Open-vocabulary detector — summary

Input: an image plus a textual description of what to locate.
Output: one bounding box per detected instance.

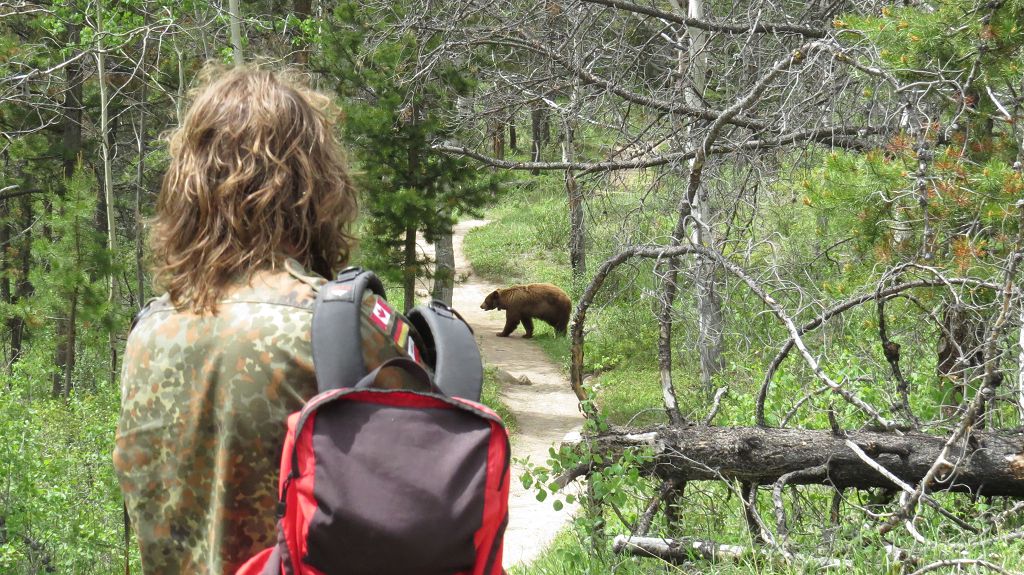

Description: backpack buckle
[335,266,363,282]
[427,299,454,319]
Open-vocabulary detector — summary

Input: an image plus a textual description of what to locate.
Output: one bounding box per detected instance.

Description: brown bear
[480,283,571,338]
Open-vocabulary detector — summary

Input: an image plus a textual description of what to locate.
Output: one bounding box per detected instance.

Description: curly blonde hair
[151,66,358,313]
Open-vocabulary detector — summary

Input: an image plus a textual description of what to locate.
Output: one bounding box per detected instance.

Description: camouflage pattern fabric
[114,259,423,574]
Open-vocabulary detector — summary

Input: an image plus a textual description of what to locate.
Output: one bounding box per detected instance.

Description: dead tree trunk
[563,119,585,283]
[937,303,985,412]
[577,425,1024,497]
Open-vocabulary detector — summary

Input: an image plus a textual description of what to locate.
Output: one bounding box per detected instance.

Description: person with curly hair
[113,66,420,574]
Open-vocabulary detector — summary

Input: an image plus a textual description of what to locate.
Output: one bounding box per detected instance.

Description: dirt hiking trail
[417,219,583,569]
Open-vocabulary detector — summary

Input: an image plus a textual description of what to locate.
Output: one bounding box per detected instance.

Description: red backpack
[237,267,510,575]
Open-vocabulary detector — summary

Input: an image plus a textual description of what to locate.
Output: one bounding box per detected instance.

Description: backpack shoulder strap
[312,266,386,393]
[406,300,483,402]
[129,296,163,333]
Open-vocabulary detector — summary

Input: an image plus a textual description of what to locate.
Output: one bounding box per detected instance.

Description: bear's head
[481,290,503,311]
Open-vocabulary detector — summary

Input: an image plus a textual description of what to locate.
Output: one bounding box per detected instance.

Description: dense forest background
[3,0,1024,573]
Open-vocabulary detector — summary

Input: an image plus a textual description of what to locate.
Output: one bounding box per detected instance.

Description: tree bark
[937,303,984,411]
[0,196,10,371]
[508,121,517,152]
[9,194,31,370]
[432,225,455,306]
[135,93,147,309]
[562,119,585,283]
[681,0,724,393]
[580,425,1024,497]
[490,118,505,161]
[403,225,417,313]
[96,0,118,384]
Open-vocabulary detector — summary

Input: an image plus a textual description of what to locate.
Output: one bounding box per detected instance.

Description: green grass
[481,365,518,435]
[463,174,572,287]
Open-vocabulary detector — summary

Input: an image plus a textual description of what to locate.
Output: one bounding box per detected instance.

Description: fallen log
[612,535,918,570]
[573,425,1024,497]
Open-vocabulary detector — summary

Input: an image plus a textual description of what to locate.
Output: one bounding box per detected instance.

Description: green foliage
[481,366,518,435]
[322,1,502,294]
[0,381,132,573]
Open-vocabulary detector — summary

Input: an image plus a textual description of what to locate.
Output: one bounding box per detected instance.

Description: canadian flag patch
[370,299,393,332]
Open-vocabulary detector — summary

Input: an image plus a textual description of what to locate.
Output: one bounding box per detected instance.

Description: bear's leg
[555,316,568,336]
[498,312,520,337]
[521,316,534,338]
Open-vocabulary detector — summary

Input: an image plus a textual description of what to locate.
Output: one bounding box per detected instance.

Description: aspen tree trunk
[175,44,186,123]
[97,0,118,384]
[135,94,147,308]
[229,0,244,65]
[132,8,151,309]
[404,103,420,313]
[683,0,725,393]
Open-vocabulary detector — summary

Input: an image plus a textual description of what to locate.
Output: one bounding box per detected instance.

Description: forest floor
[416,219,583,569]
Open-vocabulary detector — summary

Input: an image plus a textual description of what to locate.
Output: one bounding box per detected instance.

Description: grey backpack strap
[312,266,386,393]
[129,297,161,333]
[406,300,483,402]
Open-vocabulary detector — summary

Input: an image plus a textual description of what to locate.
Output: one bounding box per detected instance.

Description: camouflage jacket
[114,259,423,574]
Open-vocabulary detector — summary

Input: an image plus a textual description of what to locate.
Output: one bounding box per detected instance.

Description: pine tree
[322,0,500,311]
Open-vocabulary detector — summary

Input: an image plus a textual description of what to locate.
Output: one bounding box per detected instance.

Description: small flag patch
[370,299,392,332]
[393,318,410,348]
[407,337,421,363]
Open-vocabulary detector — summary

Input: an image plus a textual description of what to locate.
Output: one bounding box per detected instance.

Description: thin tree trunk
[97,0,118,384]
[403,225,417,313]
[175,44,186,123]
[509,121,517,152]
[432,225,455,306]
[491,119,505,161]
[1,196,10,370]
[133,8,150,309]
[652,0,705,423]
[229,0,244,65]
[683,0,724,393]
[937,304,984,412]
[562,117,585,283]
[135,99,147,309]
[62,288,78,397]
[1018,301,1024,421]
[530,105,547,175]
[10,194,31,369]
